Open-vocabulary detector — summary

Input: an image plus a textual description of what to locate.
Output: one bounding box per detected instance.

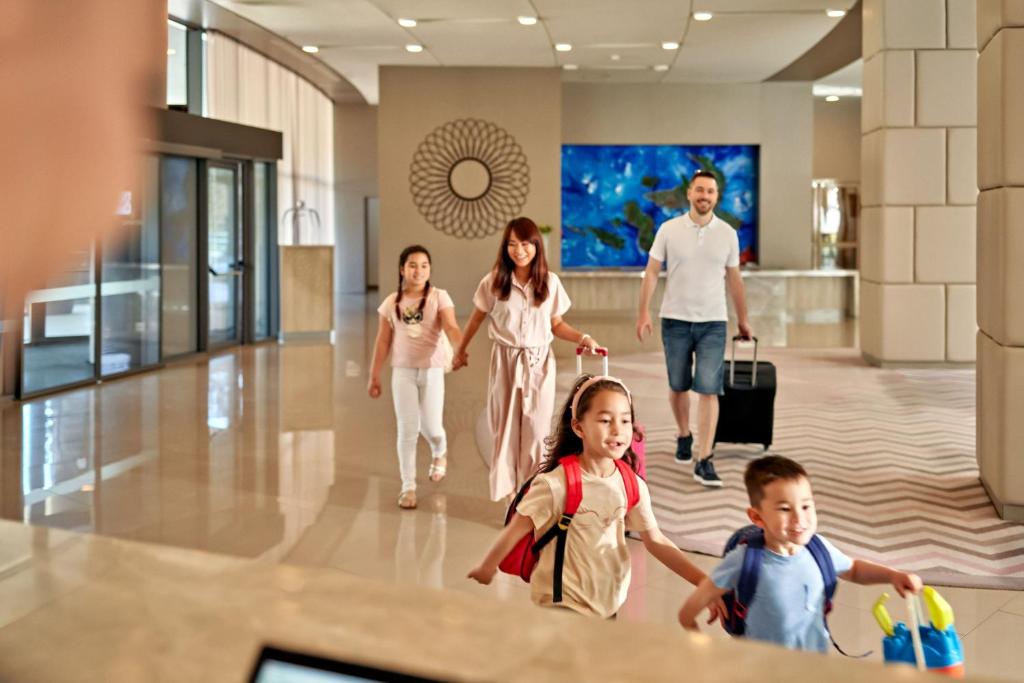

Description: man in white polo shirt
[636,170,752,487]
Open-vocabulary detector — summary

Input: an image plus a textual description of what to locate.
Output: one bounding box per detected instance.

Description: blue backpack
[720,525,864,656]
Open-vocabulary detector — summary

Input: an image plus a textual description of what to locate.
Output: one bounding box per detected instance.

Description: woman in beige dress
[453,217,600,501]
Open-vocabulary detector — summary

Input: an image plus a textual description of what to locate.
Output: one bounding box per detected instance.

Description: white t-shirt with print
[648,214,740,323]
[515,463,658,618]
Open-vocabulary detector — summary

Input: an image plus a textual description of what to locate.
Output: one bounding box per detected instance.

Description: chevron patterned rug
[563,348,1024,590]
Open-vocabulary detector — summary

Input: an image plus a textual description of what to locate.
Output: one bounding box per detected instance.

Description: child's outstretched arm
[639,528,707,585]
[367,316,393,398]
[678,577,729,631]
[640,528,726,623]
[467,513,536,585]
[842,559,922,597]
[453,308,487,370]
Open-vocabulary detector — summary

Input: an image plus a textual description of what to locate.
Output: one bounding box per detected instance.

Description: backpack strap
[614,459,640,509]
[547,456,583,604]
[734,529,764,621]
[806,536,871,658]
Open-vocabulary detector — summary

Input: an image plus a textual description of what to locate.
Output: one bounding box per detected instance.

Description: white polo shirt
[647,213,740,323]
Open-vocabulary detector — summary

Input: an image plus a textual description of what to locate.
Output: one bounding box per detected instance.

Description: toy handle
[576,346,609,376]
[905,594,927,671]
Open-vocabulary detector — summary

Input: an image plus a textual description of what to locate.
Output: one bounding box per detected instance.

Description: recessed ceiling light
[563,64,579,71]
[555,42,572,52]
[301,45,319,54]
[825,95,840,102]
[693,11,713,21]
[406,44,424,53]
[398,18,417,28]
[611,54,621,61]
[517,16,538,26]
[826,9,847,18]
[653,64,670,72]
[662,41,680,50]
[167,48,176,56]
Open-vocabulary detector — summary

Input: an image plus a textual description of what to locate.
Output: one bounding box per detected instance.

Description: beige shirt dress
[472,272,571,501]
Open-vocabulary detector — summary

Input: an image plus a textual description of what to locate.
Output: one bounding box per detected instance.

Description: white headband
[570,375,633,422]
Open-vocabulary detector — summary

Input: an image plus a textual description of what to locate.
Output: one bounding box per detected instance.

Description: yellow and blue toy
[872,587,964,678]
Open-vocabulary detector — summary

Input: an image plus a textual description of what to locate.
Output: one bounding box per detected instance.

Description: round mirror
[448,158,491,200]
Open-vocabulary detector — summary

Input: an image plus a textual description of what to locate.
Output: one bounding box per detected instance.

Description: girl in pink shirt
[369,245,462,510]
[454,217,600,502]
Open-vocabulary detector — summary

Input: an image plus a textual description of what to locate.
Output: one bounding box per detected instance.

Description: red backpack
[498,455,641,603]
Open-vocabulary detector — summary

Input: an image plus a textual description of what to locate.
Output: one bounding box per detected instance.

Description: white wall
[562,82,814,269]
[813,97,861,182]
[378,67,562,309]
[334,104,378,294]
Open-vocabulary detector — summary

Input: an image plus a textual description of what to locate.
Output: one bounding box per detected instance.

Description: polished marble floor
[0,295,1020,681]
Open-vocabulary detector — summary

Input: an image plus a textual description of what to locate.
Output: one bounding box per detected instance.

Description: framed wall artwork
[561,144,759,268]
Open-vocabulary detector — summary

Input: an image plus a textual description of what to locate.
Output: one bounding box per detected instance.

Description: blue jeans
[660,319,726,395]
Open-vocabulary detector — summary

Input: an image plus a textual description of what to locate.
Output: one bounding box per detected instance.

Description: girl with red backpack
[468,374,727,620]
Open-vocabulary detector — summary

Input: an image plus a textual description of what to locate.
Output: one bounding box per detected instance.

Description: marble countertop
[0,520,993,683]
[560,269,858,279]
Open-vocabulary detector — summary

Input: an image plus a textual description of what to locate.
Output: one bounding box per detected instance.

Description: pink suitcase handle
[576,346,609,376]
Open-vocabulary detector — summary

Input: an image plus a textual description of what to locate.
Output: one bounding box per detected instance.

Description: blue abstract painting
[561,145,759,268]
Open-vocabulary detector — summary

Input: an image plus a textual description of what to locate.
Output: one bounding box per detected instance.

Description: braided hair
[395,245,432,323]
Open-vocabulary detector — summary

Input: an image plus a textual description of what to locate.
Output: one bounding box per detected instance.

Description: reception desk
[560,269,858,323]
[0,520,972,682]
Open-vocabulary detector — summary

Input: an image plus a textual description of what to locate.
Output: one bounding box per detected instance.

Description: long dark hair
[540,374,641,475]
[395,244,432,321]
[491,217,549,305]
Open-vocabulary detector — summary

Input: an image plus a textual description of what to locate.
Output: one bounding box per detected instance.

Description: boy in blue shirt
[678,455,922,652]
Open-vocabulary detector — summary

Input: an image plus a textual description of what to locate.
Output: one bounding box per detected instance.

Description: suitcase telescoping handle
[576,346,609,376]
[729,335,759,388]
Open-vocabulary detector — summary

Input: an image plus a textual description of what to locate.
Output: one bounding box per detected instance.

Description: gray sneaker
[693,455,723,488]
[675,434,694,463]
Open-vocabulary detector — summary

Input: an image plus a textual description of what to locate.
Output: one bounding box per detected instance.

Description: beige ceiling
[210,0,858,104]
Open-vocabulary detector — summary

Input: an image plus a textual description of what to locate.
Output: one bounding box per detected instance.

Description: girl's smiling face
[506,233,536,271]
[572,389,633,461]
[401,251,430,288]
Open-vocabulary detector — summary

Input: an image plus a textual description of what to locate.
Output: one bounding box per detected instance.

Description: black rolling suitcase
[714,336,776,451]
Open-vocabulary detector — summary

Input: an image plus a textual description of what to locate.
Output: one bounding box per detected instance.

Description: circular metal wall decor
[409,118,530,240]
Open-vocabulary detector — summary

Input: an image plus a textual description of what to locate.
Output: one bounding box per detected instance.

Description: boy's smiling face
[748,476,818,554]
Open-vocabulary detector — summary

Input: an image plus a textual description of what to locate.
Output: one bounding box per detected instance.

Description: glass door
[206,162,242,348]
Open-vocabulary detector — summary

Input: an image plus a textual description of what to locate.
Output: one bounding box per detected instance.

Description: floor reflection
[395,494,447,590]
[0,299,860,576]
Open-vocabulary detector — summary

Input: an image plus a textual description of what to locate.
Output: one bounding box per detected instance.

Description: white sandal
[398,489,417,509]
[428,454,447,483]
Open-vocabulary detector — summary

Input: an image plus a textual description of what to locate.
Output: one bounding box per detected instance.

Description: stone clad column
[859,0,978,364]
[977,4,1024,520]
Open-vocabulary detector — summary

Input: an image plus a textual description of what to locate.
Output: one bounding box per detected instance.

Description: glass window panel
[21,248,96,395]
[208,165,240,346]
[100,156,161,376]
[167,20,188,108]
[160,156,198,357]
[254,162,270,339]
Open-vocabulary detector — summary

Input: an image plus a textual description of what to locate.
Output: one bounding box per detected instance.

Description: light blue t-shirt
[711,535,853,652]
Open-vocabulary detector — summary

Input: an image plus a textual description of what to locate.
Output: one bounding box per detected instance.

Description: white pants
[391,367,447,491]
